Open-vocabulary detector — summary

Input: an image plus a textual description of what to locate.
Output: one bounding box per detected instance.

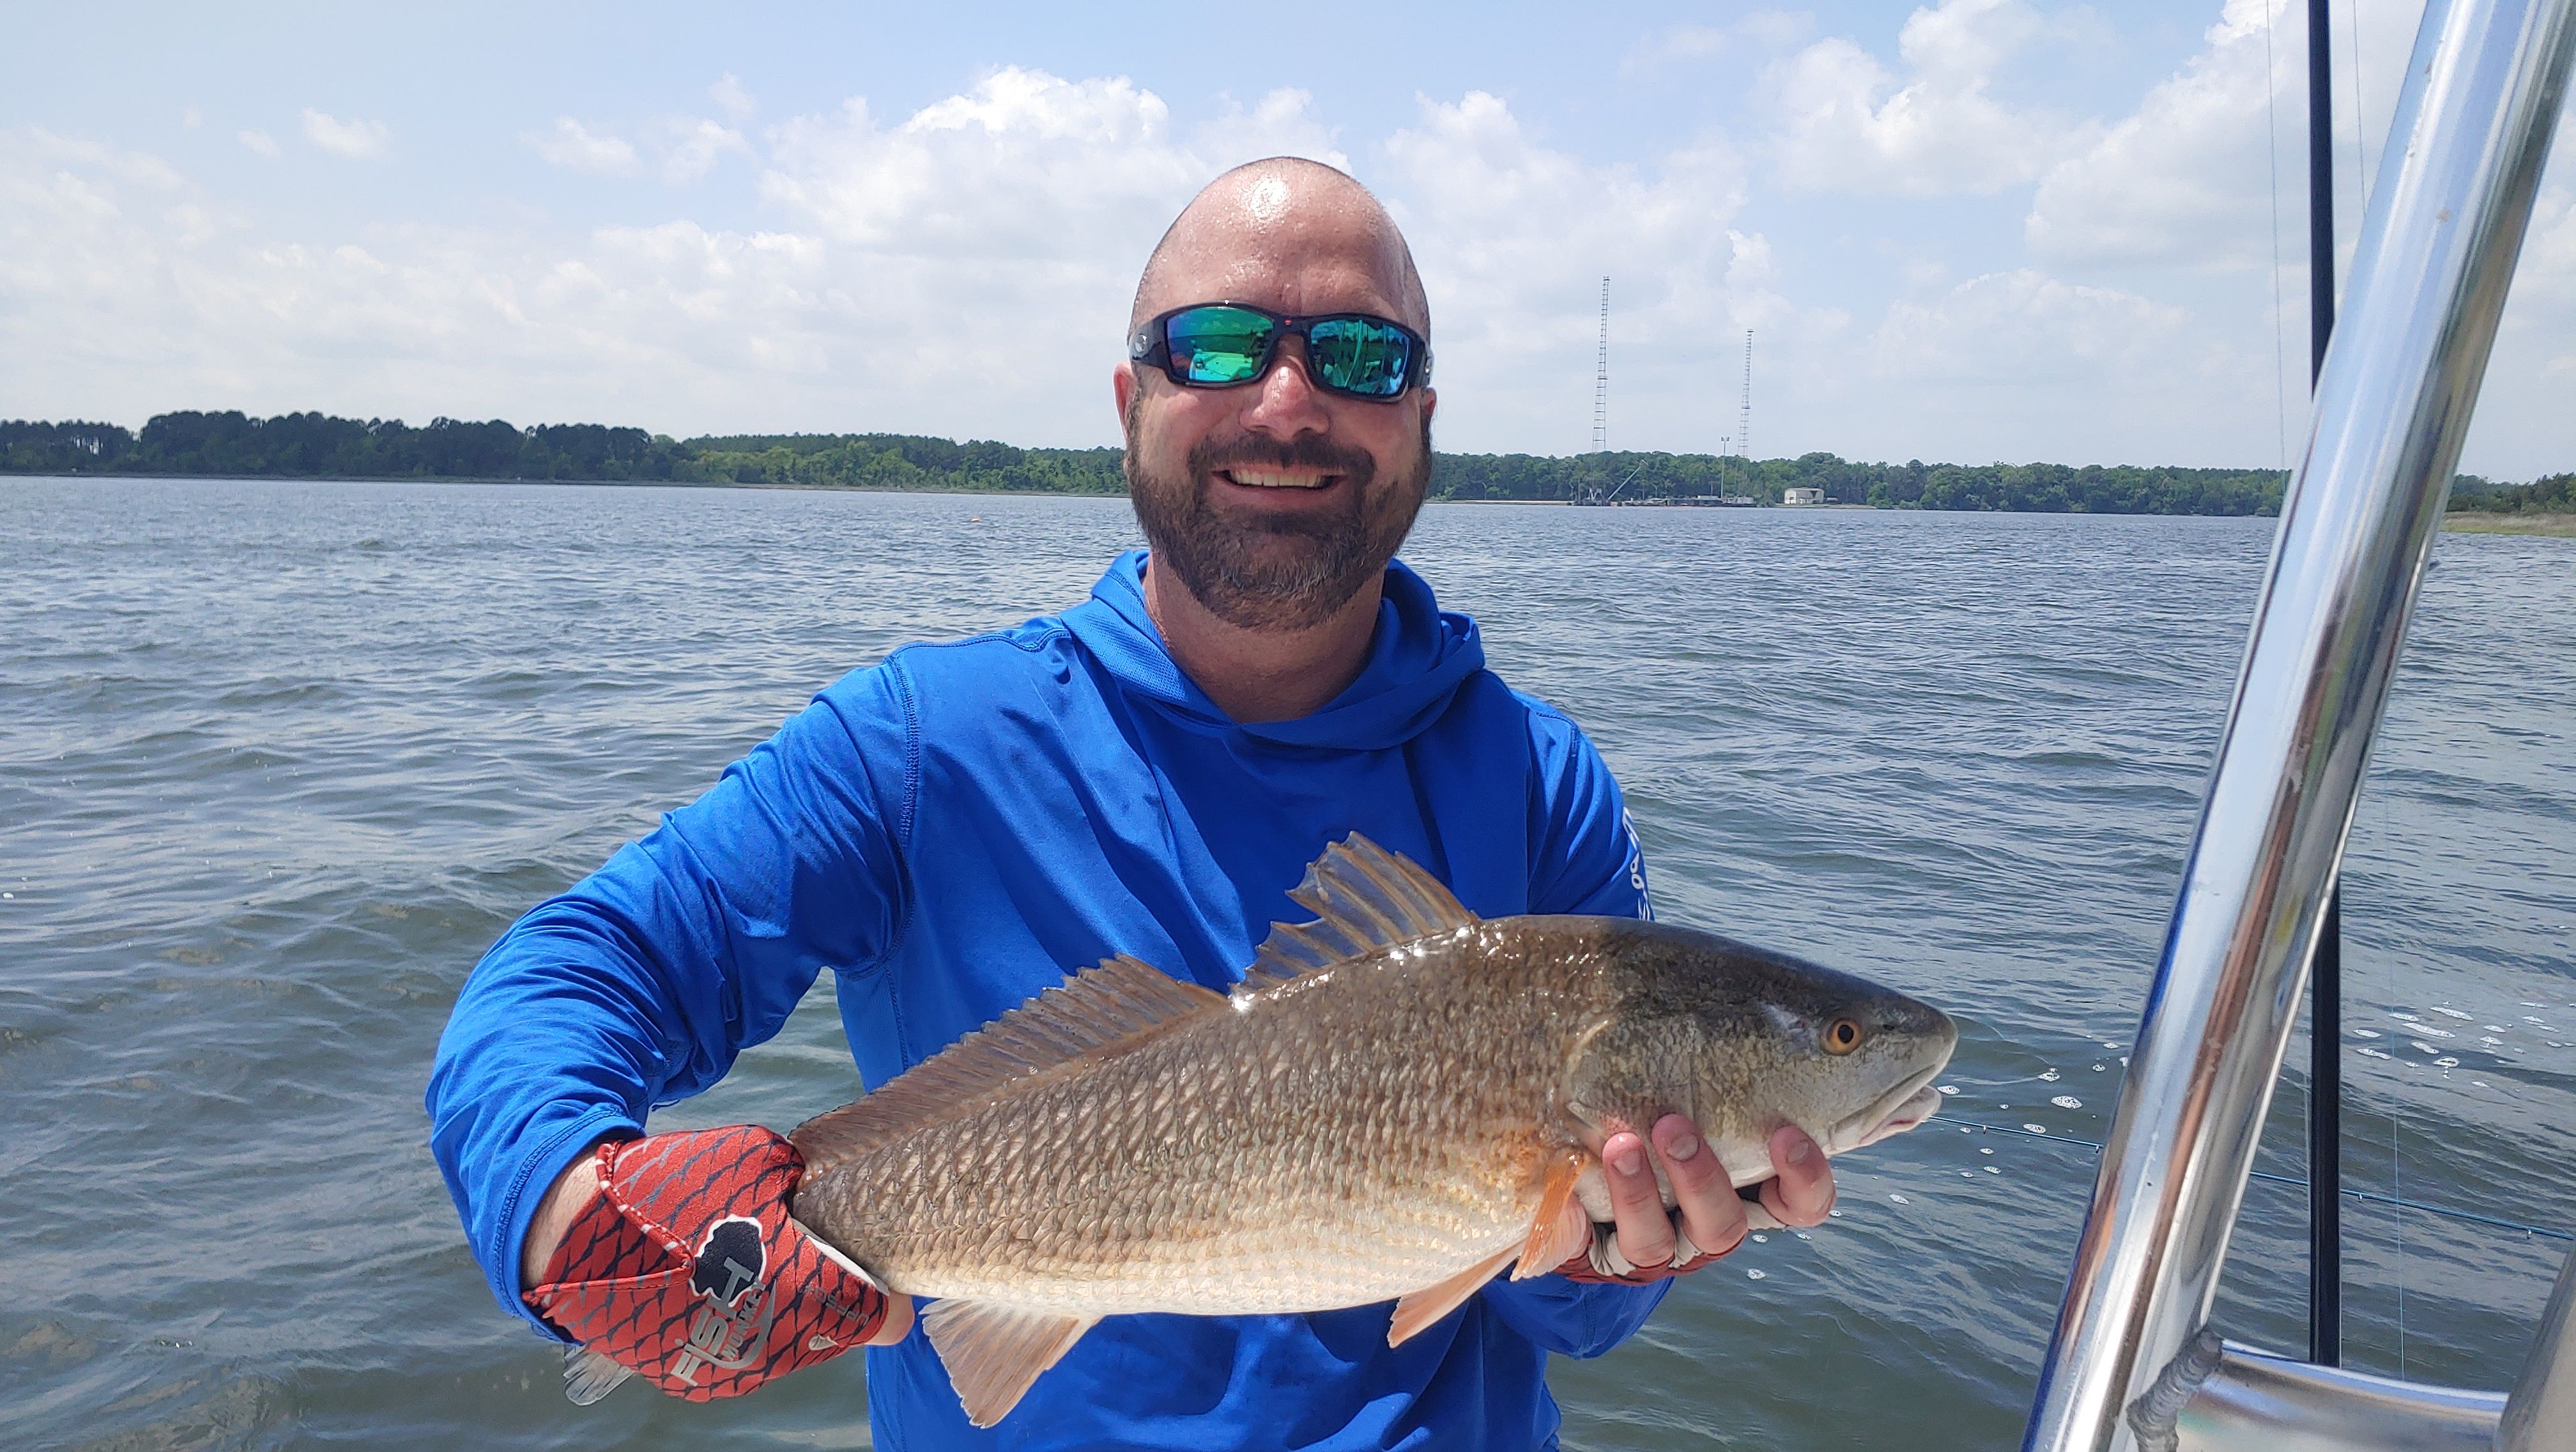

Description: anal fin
[1514,1148,1595,1279]
[562,1343,634,1405]
[1388,1246,1516,1347]
[922,1300,1100,1428]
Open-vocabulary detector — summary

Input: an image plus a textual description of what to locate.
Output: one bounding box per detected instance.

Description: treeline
[4,411,2559,518]
[1434,450,2294,515]
[2448,471,2575,514]
[0,413,1130,495]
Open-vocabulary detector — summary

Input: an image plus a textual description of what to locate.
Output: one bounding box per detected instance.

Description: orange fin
[921,1300,1101,1428]
[1388,1246,1517,1347]
[792,955,1222,1173]
[1515,1150,1595,1279]
[1240,833,1480,992]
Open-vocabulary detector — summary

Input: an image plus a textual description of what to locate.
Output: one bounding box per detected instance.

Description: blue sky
[5,0,2570,475]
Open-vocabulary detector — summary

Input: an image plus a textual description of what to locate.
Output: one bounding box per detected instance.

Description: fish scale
[774,835,1956,1427]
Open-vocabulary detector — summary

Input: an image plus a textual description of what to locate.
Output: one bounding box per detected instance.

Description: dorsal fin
[1238,833,1479,993]
[791,954,1223,1173]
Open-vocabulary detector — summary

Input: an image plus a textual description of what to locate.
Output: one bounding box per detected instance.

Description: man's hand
[520,1125,914,1402]
[1558,1118,1836,1283]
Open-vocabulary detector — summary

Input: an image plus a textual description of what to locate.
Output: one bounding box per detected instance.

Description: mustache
[1187,433,1377,483]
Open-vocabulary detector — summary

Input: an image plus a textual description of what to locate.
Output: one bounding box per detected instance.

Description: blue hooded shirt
[427,550,1666,1450]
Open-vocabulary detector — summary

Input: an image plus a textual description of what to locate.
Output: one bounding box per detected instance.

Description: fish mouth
[1836,1062,1946,1151]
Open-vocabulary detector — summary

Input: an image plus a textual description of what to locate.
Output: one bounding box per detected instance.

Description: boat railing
[2014,0,2576,1446]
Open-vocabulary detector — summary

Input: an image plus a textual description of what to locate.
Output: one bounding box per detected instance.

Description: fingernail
[1666,1132,1699,1161]
[1786,1136,1813,1165]
[1613,1148,1645,1177]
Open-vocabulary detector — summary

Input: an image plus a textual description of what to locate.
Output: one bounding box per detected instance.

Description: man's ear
[1112,361,1138,423]
[1419,386,1437,428]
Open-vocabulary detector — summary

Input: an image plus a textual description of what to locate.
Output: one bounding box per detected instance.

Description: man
[427,157,1836,1449]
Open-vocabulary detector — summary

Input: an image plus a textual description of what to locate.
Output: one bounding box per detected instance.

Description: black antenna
[2306,0,2343,1372]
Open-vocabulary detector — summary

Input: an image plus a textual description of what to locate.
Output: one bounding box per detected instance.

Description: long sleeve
[1477,694,1671,1354]
[424,663,916,1336]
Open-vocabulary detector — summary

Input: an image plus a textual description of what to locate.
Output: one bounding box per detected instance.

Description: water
[3,478,2570,1450]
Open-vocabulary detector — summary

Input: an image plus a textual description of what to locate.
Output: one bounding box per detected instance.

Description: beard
[1123,404,1432,631]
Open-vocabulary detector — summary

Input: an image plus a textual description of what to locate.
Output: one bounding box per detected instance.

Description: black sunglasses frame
[1128,302,1432,401]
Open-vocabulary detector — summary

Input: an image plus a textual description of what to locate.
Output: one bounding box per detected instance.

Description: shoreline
[2443,512,2576,537]
[8,472,2568,532]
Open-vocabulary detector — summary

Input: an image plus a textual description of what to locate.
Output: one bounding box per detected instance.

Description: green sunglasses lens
[1166,306,1275,385]
[1305,318,1413,398]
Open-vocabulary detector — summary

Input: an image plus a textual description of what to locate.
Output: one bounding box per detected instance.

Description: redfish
[785,835,1957,1426]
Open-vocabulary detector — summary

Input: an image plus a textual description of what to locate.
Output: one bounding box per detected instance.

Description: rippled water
[4,478,2570,1451]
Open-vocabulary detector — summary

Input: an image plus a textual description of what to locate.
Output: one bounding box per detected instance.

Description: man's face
[1117,208,1436,632]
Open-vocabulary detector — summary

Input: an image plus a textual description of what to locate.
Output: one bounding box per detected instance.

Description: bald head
[1131,158,1429,337]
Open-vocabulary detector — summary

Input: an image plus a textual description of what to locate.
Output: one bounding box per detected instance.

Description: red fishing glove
[523,1125,888,1402]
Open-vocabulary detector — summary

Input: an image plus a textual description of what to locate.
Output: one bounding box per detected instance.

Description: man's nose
[1238,337,1333,438]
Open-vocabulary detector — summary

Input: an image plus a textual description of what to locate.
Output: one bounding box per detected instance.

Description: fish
[769,834,1958,1427]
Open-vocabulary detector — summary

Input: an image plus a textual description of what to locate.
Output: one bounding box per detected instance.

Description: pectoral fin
[562,1344,634,1405]
[1388,1246,1517,1347]
[1513,1148,1595,1279]
[921,1300,1100,1428]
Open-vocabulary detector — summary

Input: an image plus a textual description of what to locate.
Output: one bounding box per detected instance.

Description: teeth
[1226,468,1331,489]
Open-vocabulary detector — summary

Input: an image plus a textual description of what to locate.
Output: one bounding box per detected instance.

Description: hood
[1061,550,1487,752]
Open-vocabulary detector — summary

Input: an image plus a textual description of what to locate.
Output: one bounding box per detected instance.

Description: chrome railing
[2016,0,2576,1446]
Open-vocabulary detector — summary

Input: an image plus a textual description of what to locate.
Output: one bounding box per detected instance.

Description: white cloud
[238,129,280,159]
[1622,22,1733,75]
[2,45,2568,477]
[1871,268,2190,381]
[0,76,1353,445]
[2024,0,2284,265]
[660,118,749,184]
[2023,0,2425,268]
[710,73,756,121]
[1767,0,2094,196]
[528,118,640,176]
[1378,90,1779,451]
[300,108,390,160]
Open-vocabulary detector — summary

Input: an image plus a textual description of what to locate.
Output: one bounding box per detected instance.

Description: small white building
[1782,486,1826,507]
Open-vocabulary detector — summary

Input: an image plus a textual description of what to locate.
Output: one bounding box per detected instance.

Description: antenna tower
[1591,277,1610,452]
[1738,330,1753,460]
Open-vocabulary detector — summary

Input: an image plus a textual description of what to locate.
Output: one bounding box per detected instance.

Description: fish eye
[1823,1018,1865,1055]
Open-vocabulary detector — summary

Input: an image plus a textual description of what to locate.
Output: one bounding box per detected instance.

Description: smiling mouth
[1219,467,1342,491]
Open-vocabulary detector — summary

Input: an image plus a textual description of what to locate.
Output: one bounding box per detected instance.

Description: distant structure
[1591,278,1611,452]
[1782,486,1824,507]
[1738,329,1753,460]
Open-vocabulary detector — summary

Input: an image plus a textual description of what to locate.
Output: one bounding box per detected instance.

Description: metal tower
[1591,278,1609,452]
[1738,330,1752,460]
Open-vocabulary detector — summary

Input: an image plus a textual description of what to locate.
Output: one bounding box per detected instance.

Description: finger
[1759,1125,1836,1228]
[1600,1129,1676,1269]
[866,1292,915,1346]
[1652,1114,1748,1261]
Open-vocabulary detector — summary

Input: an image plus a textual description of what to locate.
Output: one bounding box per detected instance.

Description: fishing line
[1945,1118,2571,1244]
[2265,0,2294,471]
[2349,0,2372,212]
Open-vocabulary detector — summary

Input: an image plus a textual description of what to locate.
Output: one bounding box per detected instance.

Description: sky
[3,0,2570,477]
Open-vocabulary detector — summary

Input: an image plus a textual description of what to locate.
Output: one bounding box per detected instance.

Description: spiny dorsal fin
[923,1301,1100,1427]
[791,955,1223,1174]
[1239,833,1479,992]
